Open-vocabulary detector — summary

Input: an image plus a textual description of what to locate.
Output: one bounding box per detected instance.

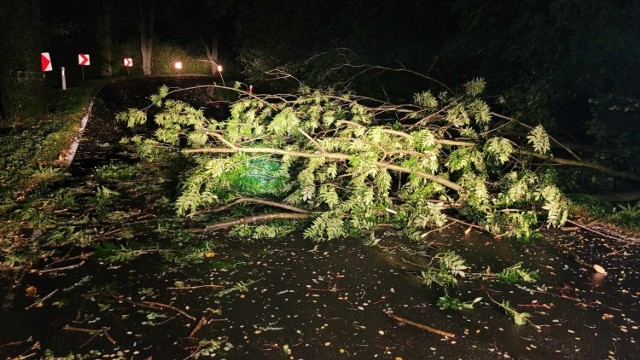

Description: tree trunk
[136,0,156,76]
[95,1,112,77]
[0,0,46,122]
[199,34,219,76]
[207,35,219,75]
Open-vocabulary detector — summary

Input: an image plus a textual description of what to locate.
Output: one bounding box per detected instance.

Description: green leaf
[484,137,513,164]
[464,78,486,96]
[527,125,551,155]
[413,91,438,109]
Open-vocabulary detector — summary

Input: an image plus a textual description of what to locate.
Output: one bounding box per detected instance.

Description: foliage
[495,262,539,284]
[230,222,296,239]
[95,163,139,182]
[216,279,260,297]
[93,243,141,263]
[569,196,640,232]
[191,339,234,358]
[118,78,569,242]
[422,251,468,287]
[0,78,109,205]
[0,80,112,268]
[497,300,532,326]
[526,125,550,155]
[437,294,482,311]
[422,251,539,325]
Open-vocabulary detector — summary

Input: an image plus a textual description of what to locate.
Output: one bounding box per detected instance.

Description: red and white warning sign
[78,54,90,66]
[41,52,52,72]
[123,58,133,67]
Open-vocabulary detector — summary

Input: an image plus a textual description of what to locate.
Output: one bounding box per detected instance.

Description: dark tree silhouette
[0,0,46,121]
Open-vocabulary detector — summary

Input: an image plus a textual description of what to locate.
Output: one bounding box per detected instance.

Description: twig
[421,222,454,238]
[386,312,455,338]
[62,325,116,345]
[566,220,634,243]
[112,295,196,321]
[33,261,85,274]
[298,128,327,153]
[16,353,37,360]
[63,325,103,335]
[142,300,196,321]
[25,288,58,310]
[188,316,208,338]
[0,337,34,349]
[306,287,345,292]
[102,328,117,345]
[168,284,224,290]
[512,148,640,181]
[48,252,93,266]
[490,112,582,161]
[446,217,488,233]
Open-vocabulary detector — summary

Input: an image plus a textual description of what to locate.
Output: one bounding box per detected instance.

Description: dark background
[2,0,640,176]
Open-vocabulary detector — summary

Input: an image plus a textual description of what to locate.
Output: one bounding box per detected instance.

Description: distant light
[174,61,183,70]
[217,64,223,73]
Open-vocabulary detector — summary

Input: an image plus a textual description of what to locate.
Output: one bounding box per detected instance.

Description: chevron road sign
[78,54,90,66]
[41,52,52,72]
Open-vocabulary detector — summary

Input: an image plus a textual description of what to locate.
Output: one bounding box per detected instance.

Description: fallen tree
[118,78,574,242]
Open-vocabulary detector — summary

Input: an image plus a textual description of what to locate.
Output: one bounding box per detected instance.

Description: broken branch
[112,295,196,321]
[204,212,310,232]
[33,261,85,274]
[198,197,310,215]
[386,312,455,338]
[168,284,224,290]
[188,316,208,338]
[62,325,116,345]
[25,288,58,310]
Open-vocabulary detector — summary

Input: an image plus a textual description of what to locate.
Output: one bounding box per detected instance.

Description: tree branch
[183,146,465,192]
[298,128,327,153]
[514,149,640,181]
[490,112,581,161]
[198,197,311,214]
[204,213,311,232]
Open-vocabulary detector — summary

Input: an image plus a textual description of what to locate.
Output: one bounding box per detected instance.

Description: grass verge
[0,78,118,201]
[568,195,640,235]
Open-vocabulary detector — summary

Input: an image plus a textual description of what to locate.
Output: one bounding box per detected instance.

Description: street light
[174,61,183,70]
[215,62,225,87]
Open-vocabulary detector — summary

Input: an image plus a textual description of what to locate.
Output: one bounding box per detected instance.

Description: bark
[199,34,219,76]
[135,0,156,76]
[514,149,640,181]
[204,213,311,232]
[95,1,112,77]
[202,197,311,214]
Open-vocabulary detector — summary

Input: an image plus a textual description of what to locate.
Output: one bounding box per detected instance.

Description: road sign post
[123,58,133,76]
[41,52,53,73]
[78,54,90,80]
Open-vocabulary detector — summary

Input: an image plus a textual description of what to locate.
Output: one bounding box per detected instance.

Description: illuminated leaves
[119,81,570,243]
[413,90,439,109]
[484,137,513,164]
[527,125,551,154]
